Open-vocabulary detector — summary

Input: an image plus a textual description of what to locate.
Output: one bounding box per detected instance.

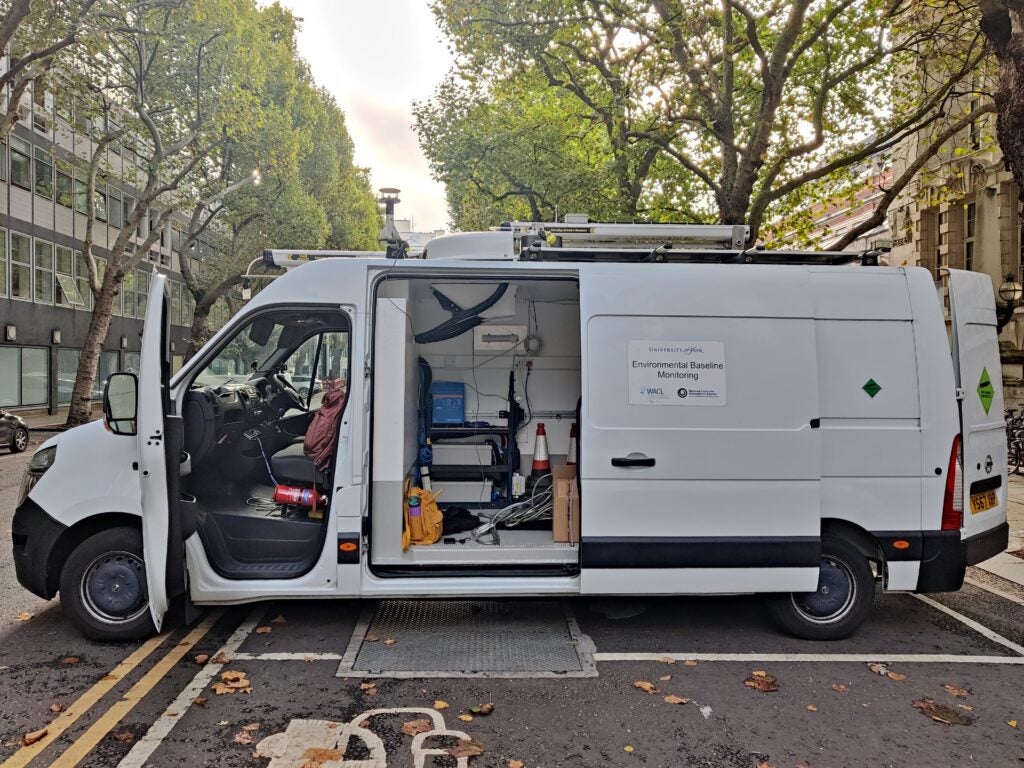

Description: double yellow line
[2,611,221,768]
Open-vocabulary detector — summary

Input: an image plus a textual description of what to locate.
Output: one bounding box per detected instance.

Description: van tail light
[941,434,963,531]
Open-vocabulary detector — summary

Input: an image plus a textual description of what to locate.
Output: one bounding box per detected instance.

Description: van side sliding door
[579,264,822,595]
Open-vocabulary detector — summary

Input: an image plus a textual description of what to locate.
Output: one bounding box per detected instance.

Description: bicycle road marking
[0,631,171,768]
[116,608,262,768]
[49,611,222,768]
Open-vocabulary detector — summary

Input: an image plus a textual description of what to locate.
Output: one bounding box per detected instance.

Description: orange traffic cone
[567,422,578,466]
[531,423,551,474]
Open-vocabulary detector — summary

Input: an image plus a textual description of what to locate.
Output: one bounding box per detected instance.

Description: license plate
[969,490,998,514]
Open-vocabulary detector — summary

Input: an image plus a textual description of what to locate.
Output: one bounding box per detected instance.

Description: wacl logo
[640,387,665,396]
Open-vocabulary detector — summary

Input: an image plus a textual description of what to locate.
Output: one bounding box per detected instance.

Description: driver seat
[270,442,327,488]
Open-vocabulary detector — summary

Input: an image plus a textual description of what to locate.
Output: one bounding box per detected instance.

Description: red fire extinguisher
[273,485,324,509]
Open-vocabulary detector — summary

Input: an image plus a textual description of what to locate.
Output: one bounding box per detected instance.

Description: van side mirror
[103,372,138,436]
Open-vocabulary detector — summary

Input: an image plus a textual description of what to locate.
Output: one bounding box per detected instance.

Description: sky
[273,1,455,233]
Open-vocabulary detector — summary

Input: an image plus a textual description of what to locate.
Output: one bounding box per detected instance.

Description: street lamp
[251,168,262,186]
[996,274,1023,332]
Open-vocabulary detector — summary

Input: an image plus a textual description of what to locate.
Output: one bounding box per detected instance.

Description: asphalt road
[1,439,1023,767]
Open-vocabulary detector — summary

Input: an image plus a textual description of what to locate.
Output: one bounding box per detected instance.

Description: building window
[171,280,183,326]
[964,202,976,272]
[124,351,141,373]
[123,194,135,227]
[10,232,31,300]
[9,135,30,189]
[0,138,6,182]
[33,239,53,304]
[55,245,84,307]
[122,268,135,319]
[108,188,123,228]
[137,268,149,318]
[73,172,88,214]
[94,185,107,222]
[78,252,95,311]
[55,162,72,207]
[969,98,981,152]
[33,147,52,199]
[57,349,78,404]
[95,350,119,398]
[0,227,6,298]
[0,346,49,407]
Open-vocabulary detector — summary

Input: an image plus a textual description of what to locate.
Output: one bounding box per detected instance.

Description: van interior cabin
[179,308,351,579]
[371,276,582,573]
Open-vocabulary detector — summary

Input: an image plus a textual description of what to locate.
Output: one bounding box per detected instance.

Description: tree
[977,1,1024,192]
[66,0,275,426]
[423,0,988,240]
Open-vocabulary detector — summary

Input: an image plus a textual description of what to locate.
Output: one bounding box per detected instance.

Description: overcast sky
[273,1,454,232]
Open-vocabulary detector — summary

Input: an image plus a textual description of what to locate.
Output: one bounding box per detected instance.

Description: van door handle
[611,456,655,468]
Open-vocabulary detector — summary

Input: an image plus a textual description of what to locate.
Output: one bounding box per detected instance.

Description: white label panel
[628,340,726,406]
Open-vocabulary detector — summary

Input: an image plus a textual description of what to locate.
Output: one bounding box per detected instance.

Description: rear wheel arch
[47,513,141,597]
[820,518,884,568]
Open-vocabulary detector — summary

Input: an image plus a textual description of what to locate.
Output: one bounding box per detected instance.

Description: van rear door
[946,269,1008,549]
[137,273,184,630]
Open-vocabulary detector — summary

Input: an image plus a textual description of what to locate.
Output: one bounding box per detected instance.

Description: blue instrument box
[431,382,466,424]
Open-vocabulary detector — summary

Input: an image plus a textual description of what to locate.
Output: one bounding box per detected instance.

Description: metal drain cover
[337,600,597,678]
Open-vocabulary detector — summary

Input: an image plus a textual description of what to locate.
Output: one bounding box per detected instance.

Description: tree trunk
[185,304,212,362]
[979,1,1024,192]
[65,278,119,426]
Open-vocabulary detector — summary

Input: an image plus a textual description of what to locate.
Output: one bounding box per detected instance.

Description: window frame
[33,146,53,200]
[9,231,32,301]
[9,135,31,190]
[33,238,53,305]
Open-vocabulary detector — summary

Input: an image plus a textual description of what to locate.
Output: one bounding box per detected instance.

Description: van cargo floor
[336,599,597,678]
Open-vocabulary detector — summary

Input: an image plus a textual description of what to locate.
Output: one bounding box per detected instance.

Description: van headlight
[19,446,57,505]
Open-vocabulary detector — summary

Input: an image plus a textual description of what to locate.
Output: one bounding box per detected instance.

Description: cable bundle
[470,474,553,545]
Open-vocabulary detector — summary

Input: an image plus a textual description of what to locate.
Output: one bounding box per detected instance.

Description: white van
[12,222,1009,641]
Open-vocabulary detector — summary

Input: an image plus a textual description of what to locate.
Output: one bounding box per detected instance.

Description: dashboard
[182,379,277,463]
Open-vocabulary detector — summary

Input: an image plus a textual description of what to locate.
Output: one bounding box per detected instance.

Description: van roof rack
[507,220,884,266]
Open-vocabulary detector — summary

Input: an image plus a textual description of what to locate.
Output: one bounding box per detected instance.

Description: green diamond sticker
[863,379,881,398]
[977,367,994,414]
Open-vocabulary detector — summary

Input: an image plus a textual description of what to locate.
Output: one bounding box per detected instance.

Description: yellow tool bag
[402,481,444,549]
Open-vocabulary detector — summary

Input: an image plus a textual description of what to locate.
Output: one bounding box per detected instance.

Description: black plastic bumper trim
[12,498,67,599]
[580,536,821,569]
[966,522,1009,566]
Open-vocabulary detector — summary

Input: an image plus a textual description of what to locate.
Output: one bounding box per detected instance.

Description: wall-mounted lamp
[997,274,1023,332]
[51,329,61,345]
[120,335,128,349]
[4,325,15,342]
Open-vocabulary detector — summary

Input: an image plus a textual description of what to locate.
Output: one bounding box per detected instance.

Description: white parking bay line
[117,609,262,768]
[592,652,1024,664]
[231,652,345,661]
[912,594,1024,656]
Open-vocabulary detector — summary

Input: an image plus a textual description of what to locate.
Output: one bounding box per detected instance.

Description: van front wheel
[59,527,156,641]
[772,536,874,641]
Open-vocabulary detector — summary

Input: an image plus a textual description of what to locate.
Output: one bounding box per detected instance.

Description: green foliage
[420,0,985,239]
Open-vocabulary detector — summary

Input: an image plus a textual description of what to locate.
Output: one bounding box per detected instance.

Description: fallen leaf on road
[22,728,47,746]
[213,669,252,695]
[509,761,525,768]
[659,675,672,681]
[255,626,272,634]
[401,719,431,736]
[193,697,207,707]
[868,663,887,675]
[806,704,818,712]
[59,657,79,665]
[943,684,970,697]
[684,660,699,667]
[304,655,314,663]
[458,714,473,722]
[15,613,34,622]
[359,682,379,697]
[364,633,381,642]
[660,657,675,664]
[112,730,133,743]
[633,680,659,694]
[470,703,494,716]
[913,699,975,725]
[300,747,344,766]
[383,638,396,646]
[271,615,287,624]
[448,740,484,758]
[756,762,773,768]
[744,672,779,693]
[957,704,974,711]
[831,684,848,693]
[100,674,117,682]
[664,695,689,705]
[623,745,634,753]
[796,763,811,768]
[232,731,253,745]
[49,703,64,713]
[887,672,906,681]
[1010,720,1019,728]
[433,699,449,710]
[194,654,209,665]
[242,723,261,732]
[210,652,229,664]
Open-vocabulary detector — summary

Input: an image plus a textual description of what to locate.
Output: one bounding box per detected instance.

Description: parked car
[0,410,30,453]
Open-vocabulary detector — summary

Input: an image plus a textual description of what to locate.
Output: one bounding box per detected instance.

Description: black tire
[10,427,28,453]
[59,526,156,641]
[771,536,875,641]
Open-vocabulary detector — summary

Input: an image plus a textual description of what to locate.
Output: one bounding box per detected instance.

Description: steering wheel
[271,372,306,411]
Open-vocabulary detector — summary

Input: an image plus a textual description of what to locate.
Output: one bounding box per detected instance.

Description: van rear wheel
[772,536,874,641]
[59,526,156,641]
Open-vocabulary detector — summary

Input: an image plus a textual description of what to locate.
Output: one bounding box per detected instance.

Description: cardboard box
[552,464,580,544]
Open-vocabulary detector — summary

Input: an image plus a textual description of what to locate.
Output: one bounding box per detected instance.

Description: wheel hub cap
[84,554,146,620]
[797,558,852,618]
